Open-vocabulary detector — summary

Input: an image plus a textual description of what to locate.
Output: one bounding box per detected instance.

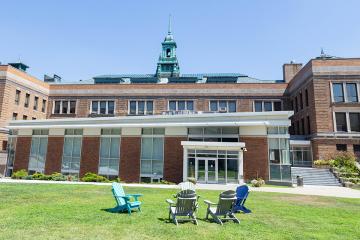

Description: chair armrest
[204,200,216,206]
[114,195,130,200]
[126,194,142,201]
[166,199,175,205]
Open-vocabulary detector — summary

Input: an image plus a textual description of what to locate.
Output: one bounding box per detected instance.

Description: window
[42,99,47,113]
[188,127,239,142]
[32,129,49,135]
[301,118,305,135]
[53,100,76,114]
[346,83,358,102]
[168,100,194,111]
[28,136,48,174]
[129,100,153,115]
[166,48,171,57]
[91,101,115,115]
[33,96,39,111]
[335,113,347,132]
[210,100,236,112]
[354,145,360,160]
[336,144,347,152]
[32,117,36,120]
[307,116,311,135]
[99,130,120,179]
[141,128,164,178]
[24,93,30,108]
[268,137,291,181]
[15,90,21,105]
[254,101,282,112]
[61,130,82,174]
[6,137,17,177]
[332,83,344,102]
[12,113,17,120]
[2,141,7,151]
[305,89,309,107]
[294,97,298,112]
[349,113,360,132]
[23,115,27,120]
[299,93,303,110]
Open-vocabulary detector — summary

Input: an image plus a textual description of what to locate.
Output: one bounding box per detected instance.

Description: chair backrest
[215,190,236,215]
[236,185,249,200]
[176,189,197,198]
[112,182,126,206]
[179,181,196,191]
[175,197,197,215]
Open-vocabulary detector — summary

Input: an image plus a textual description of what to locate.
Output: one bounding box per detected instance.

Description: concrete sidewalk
[1,178,359,199]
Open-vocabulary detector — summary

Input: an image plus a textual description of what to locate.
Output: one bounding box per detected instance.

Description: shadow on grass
[101,208,140,215]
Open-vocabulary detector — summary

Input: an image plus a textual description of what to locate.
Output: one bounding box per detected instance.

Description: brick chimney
[283,61,302,83]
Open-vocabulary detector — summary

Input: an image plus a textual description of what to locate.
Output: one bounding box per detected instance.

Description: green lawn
[0,183,359,240]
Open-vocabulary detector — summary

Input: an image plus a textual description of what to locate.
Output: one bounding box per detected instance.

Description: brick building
[2,26,360,183]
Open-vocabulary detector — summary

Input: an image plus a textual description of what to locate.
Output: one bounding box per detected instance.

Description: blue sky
[1,0,360,82]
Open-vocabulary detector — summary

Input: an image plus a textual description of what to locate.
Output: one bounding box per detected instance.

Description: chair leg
[230,213,240,224]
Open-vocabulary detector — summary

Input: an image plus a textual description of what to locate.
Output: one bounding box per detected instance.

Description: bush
[31,172,51,180]
[81,172,109,182]
[50,172,67,181]
[160,180,175,185]
[11,169,28,179]
[251,178,265,187]
[314,159,330,166]
[329,152,358,171]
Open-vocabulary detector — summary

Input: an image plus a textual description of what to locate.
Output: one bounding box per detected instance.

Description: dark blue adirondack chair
[111,182,142,215]
[233,185,251,213]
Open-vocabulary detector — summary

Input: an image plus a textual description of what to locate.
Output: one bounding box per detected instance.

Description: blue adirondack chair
[111,182,142,215]
[233,185,251,213]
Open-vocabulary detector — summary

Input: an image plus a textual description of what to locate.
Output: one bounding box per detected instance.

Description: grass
[0,183,359,240]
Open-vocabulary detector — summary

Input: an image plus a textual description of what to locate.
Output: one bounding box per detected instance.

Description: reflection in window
[335,112,347,132]
[346,83,358,102]
[333,83,344,102]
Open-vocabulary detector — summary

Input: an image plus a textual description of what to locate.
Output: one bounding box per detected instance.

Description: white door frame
[195,157,218,183]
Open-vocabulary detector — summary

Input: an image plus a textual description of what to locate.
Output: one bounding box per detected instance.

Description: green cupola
[156,16,180,78]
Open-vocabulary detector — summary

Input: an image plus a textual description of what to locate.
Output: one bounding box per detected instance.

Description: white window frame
[333,111,360,133]
[98,132,121,178]
[208,100,237,113]
[168,100,195,111]
[61,135,83,174]
[28,135,48,173]
[52,100,77,114]
[253,100,283,112]
[90,100,116,115]
[330,81,360,103]
[128,100,154,115]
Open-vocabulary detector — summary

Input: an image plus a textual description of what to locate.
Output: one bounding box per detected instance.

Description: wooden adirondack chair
[233,185,251,213]
[166,190,198,226]
[179,181,196,191]
[111,182,142,215]
[204,190,240,225]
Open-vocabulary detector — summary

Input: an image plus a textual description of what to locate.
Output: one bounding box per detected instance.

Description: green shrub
[50,172,66,181]
[11,169,28,179]
[160,180,175,185]
[81,172,109,182]
[314,159,330,166]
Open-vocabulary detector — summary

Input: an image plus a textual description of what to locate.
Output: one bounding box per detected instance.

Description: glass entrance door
[195,158,218,183]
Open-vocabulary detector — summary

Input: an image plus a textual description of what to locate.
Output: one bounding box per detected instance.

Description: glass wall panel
[61,136,82,174]
[28,137,48,173]
[141,133,164,177]
[99,137,120,177]
[268,134,291,182]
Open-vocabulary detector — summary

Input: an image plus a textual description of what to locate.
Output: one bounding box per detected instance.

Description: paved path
[1,178,359,199]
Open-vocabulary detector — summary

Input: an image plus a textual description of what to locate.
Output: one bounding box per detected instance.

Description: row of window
[293,116,311,135]
[52,99,283,115]
[332,82,359,103]
[292,89,309,113]
[334,112,360,132]
[12,113,36,120]
[15,89,47,112]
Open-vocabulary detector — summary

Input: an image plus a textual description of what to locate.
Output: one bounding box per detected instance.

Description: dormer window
[166,48,171,57]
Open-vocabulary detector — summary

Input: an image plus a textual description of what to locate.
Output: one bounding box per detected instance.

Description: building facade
[2,25,360,183]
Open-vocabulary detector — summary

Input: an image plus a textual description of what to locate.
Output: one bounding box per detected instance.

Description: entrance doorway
[195,158,218,183]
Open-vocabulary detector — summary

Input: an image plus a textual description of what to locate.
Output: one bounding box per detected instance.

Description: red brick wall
[119,137,141,182]
[312,138,360,160]
[44,137,64,174]
[241,137,269,181]
[163,137,186,183]
[79,137,100,177]
[13,136,32,171]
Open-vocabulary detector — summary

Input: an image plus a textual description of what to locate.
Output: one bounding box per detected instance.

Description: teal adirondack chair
[111,182,142,215]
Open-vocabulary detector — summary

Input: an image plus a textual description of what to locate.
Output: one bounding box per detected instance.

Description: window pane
[138,101,145,115]
[69,101,76,114]
[335,112,347,132]
[274,102,282,111]
[108,101,114,114]
[264,102,272,111]
[141,138,152,159]
[62,101,68,114]
[146,101,153,114]
[186,101,194,111]
[254,101,262,112]
[100,101,106,114]
[333,83,344,102]
[349,113,360,132]
[222,127,239,134]
[54,101,61,114]
[204,127,221,135]
[153,128,165,135]
[188,128,203,135]
[169,101,176,111]
[228,101,236,112]
[141,161,151,174]
[152,138,164,160]
[72,138,82,157]
[210,101,218,111]
[100,138,110,158]
[219,100,227,109]
[92,101,98,114]
[152,160,163,175]
[129,101,136,115]
[178,101,185,110]
[110,138,120,158]
[346,83,358,102]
